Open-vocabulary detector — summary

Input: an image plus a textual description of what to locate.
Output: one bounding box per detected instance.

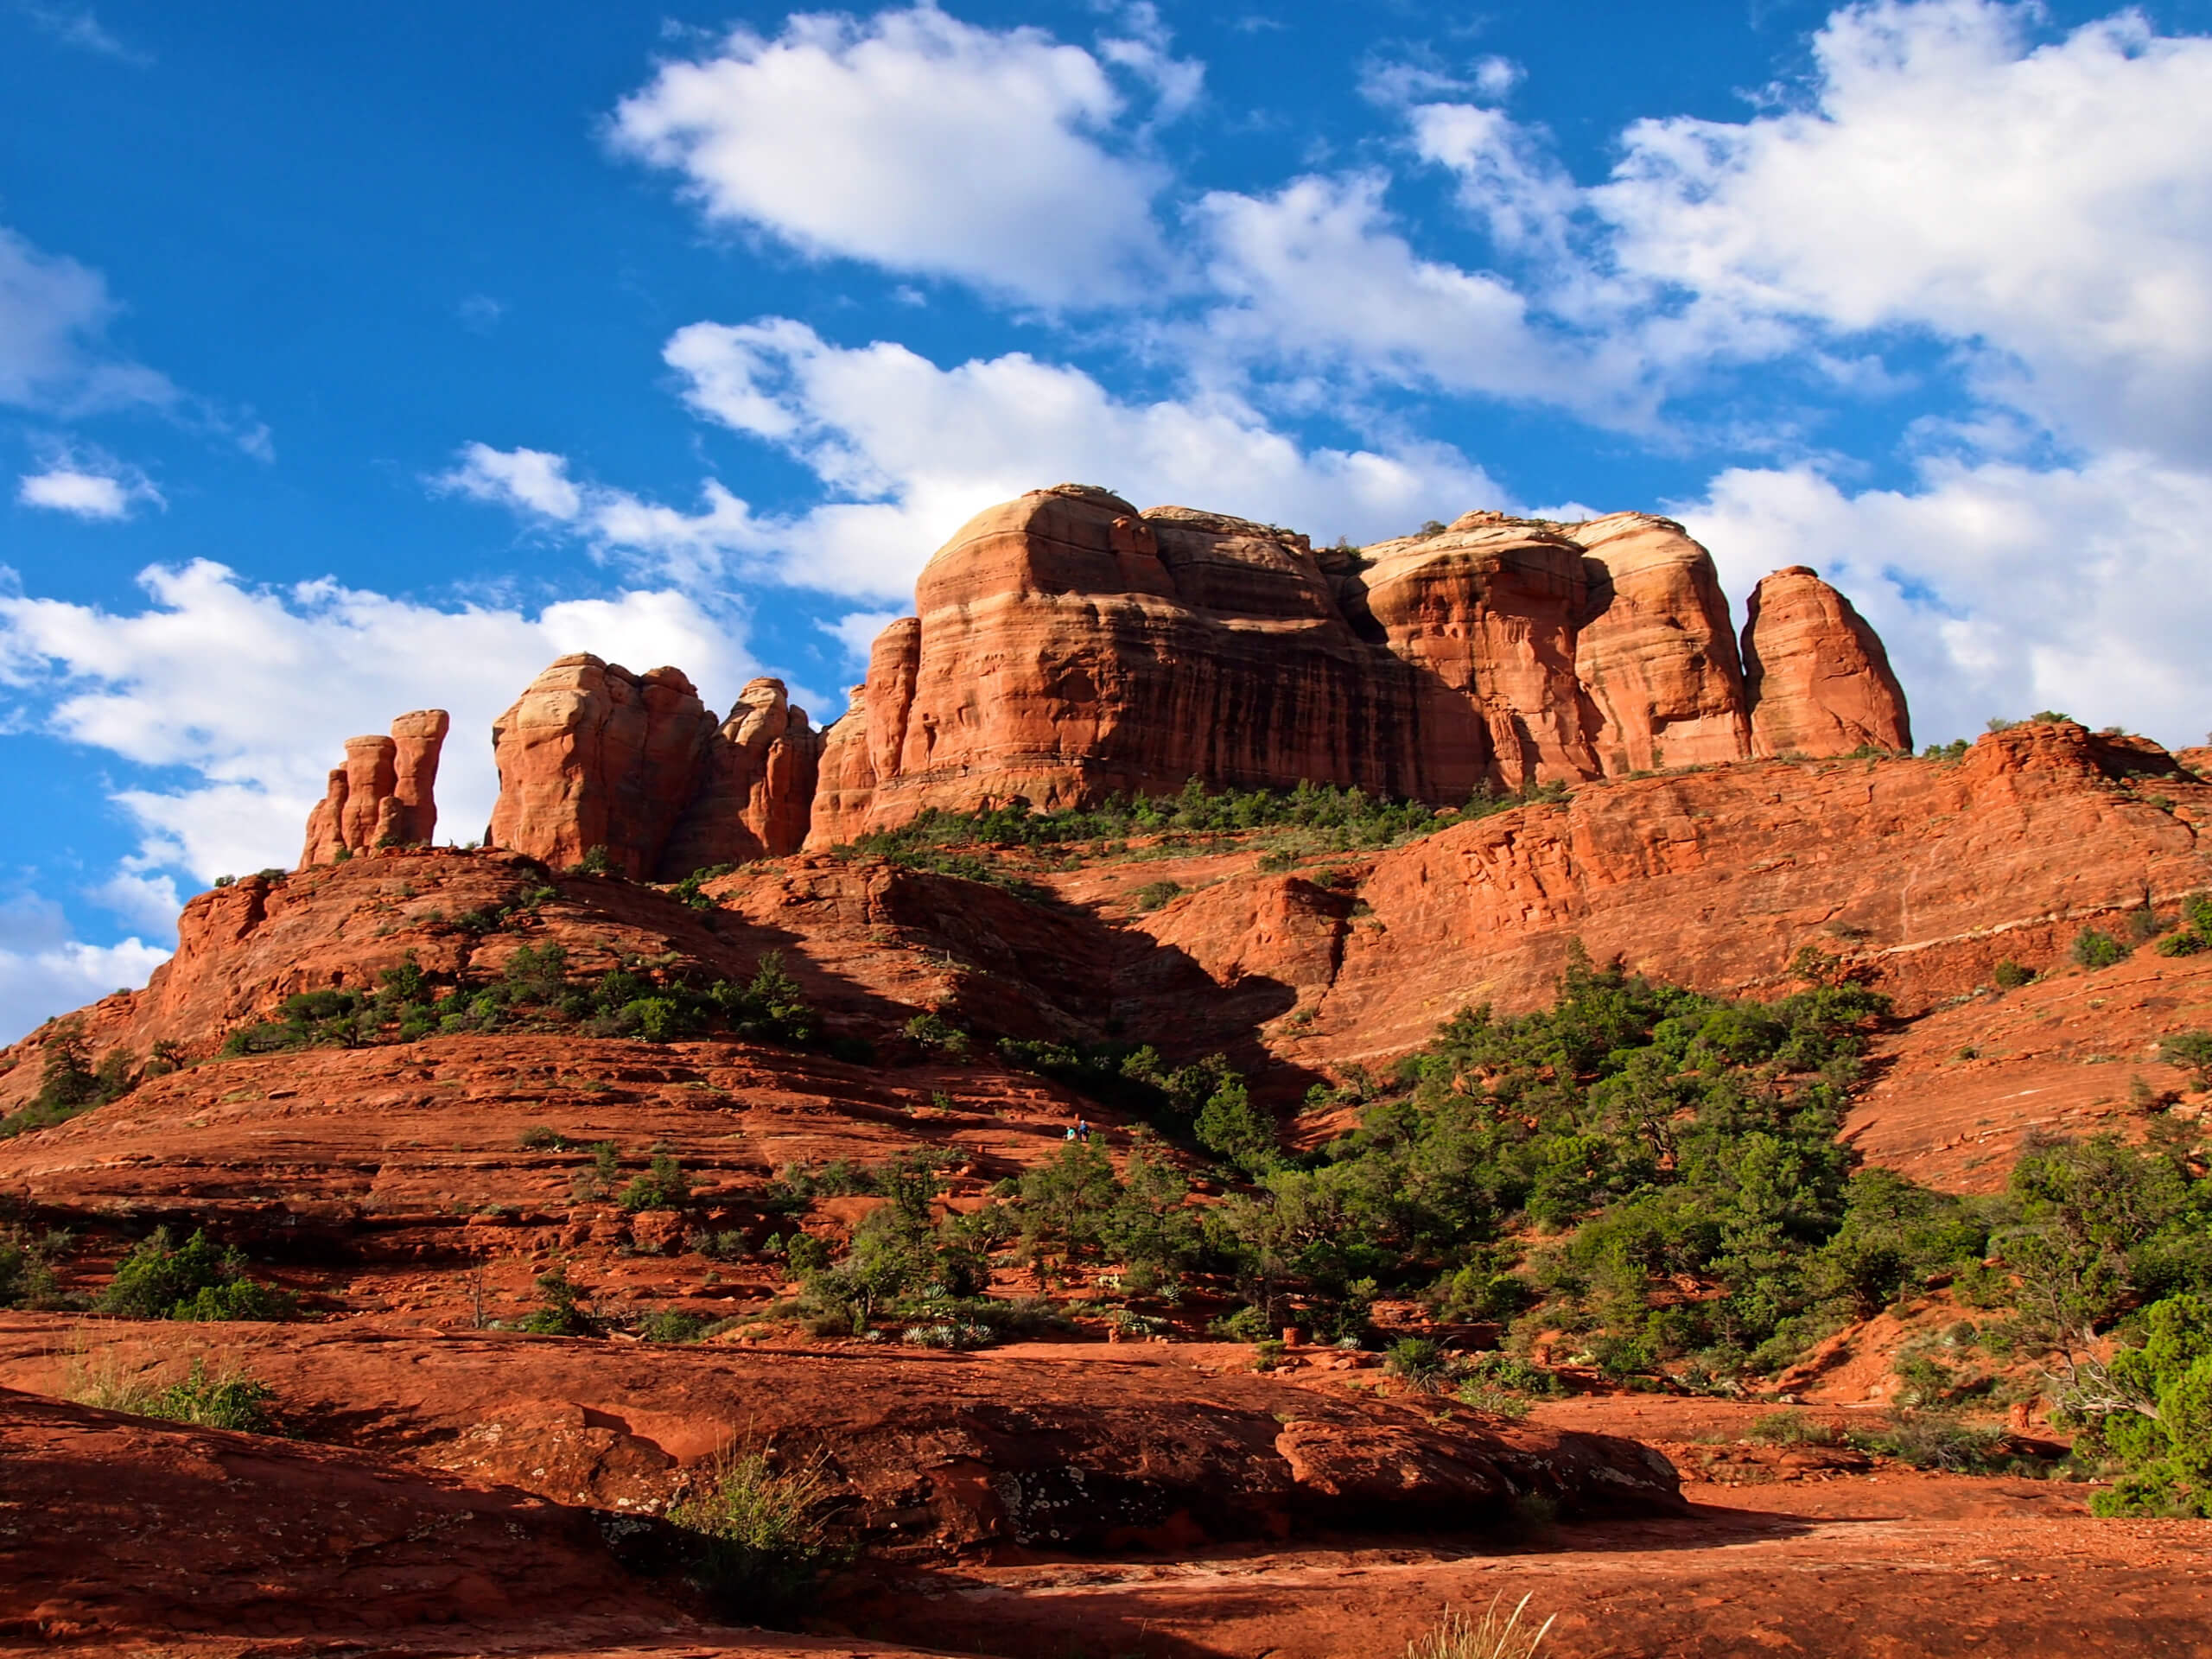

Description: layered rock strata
[808,486,1906,844]
[298,709,448,867]
[486,657,820,879]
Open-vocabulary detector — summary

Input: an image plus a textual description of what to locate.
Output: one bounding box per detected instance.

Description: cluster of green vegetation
[96,1227,296,1322]
[667,1449,844,1622]
[835,775,1574,880]
[2065,892,2212,971]
[995,1039,1276,1172]
[219,946,818,1056]
[0,1221,69,1308]
[0,1024,149,1139]
[67,1351,281,1433]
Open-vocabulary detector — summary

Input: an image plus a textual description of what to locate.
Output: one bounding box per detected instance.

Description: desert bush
[902,1012,971,1058]
[2072,928,2131,969]
[519,1266,596,1336]
[0,1024,134,1138]
[2078,1293,2212,1516]
[0,1224,67,1309]
[1848,1412,2010,1472]
[1993,958,2035,989]
[65,1351,276,1433]
[1388,1337,1452,1392]
[667,1450,841,1621]
[1745,1411,1842,1446]
[619,1153,691,1213]
[637,1308,713,1344]
[148,1357,279,1433]
[2158,1031,2212,1091]
[1132,879,1183,911]
[96,1228,296,1322]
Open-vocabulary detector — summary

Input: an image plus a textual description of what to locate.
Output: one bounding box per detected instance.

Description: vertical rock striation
[298,709,449,867]
[452,486,1912,868]
[486,656,819,879]
[804,486,1912,846]
[1742,567,1912,757]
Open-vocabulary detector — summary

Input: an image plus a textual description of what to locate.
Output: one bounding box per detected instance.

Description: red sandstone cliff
[298,709,448,866]
[486,657,819,879]
[807,486,1910,844]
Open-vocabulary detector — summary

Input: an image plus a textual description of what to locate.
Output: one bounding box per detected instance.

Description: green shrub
[1849,1413,2010,1472]
[149,1358,278,1433]
[2158,1031,2212,1091]
[1387,1337,1452,1392]
[1193,1074,1281,1175]
[2072,928,2131,969]
[519,1266,595,1336]
[0,1225,67,1309]
[518,1124,571,1151]
[667,1450,841,1622]
[2084,1294,2212,1516]
[620,1153,692,1212]
[638,1308,713,1344]
[96,1228,296,1322]
[1993,958,2034,989]
[569,844,615,876]
[903,1012,971,1058]
[0,1024,133,1138]
[1746,1411,1842,1446]
[1132,879,1183,911]
[1209,1305,1273,1343]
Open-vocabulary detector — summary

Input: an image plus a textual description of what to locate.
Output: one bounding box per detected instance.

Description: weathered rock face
[1743,566,1912,757]
[1571,512,1753,774]
[297,709,448,867]
[487,657,819,879]
[807,486,1910,844]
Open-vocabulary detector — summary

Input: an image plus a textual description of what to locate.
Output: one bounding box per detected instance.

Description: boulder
[297,709,448,867]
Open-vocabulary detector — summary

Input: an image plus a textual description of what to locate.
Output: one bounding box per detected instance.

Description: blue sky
[3,0,2211,1039]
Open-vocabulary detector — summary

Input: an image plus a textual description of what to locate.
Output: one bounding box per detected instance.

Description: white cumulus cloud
[1679,448,2212,751]
[0,561,760,884]
[610,3,1178,306]
[16,454,162,520]
[0,895,168,1046]
[446,316,1504,603]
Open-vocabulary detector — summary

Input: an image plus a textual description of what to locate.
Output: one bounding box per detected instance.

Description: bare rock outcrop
[297,709,448,867]
[807,486,1910,843]
[1743,567,1912,757]
[487,656,818,879]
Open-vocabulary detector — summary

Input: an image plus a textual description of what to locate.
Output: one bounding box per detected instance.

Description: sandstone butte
[438,486,1906,869]
[806,484,1909,846]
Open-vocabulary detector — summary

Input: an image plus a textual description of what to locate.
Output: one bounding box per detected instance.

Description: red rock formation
[1743,566,1912,756]
[487,657,818,879]
[1231,721,2208,1067]
[297,708,448,867]
[1570,513,1752,773]
[807,487,1910,844]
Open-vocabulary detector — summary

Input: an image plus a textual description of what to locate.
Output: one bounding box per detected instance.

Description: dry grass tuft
[1407,1594,1555,1659]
